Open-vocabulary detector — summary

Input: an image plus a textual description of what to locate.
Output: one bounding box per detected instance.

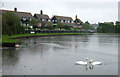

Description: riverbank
[2,33,92,47]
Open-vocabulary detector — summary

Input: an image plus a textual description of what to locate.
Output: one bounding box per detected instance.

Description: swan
[75,58,88,65]
[89,59,102,65]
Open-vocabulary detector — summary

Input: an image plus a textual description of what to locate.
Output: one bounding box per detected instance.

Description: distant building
[116,21,120,25]
[118,1,120,21]
[74,15,83,28]
[91,24,99,29]
[34,10,50,27]
[2,8,33,26]
[51,15,75,27]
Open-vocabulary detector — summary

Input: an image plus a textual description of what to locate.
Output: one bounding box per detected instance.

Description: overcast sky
[0,0,119,24]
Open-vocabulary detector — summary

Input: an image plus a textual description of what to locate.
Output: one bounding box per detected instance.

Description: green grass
[1,33,90,44]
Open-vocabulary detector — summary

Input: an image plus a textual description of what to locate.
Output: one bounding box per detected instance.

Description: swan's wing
[76,61,84,63]
[76,61,87,65]
[92,61,102,65]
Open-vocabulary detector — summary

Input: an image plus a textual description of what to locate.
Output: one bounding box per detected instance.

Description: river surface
[2,34,118,75]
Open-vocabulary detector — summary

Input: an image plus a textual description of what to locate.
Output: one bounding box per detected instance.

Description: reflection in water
[2,34,118,75]
[76,64,94,70]
[2,48,21,66]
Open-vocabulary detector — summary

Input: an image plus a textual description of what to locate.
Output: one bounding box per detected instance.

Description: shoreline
[2,33,93,47]
[1,33,118,47]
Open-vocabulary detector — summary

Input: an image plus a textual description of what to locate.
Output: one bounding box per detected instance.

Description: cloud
[1,0,118,23]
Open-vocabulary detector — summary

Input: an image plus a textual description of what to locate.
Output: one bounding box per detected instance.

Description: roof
[34,14,49,20]
[54,15,73,21]
[2,9,33,18]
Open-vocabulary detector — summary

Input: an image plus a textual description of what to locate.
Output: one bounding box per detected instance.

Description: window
[68,20,70,23]
[42,19,45,21]
[63,20,65,22]
[72,21,73,23]
[61,20,63,23]
[23,17,26,21]
[65,20,67,23]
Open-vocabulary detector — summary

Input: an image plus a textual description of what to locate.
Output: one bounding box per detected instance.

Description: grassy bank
[2,33,91,44]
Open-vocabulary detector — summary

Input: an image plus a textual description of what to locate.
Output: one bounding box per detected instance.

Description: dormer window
[77,23,80,24]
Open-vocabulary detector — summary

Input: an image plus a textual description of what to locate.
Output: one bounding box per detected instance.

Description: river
[2,34,118,75]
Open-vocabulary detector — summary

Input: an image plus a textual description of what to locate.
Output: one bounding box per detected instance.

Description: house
[34,10,50,27]
[51,15,75,27]
[91,23,99,29]
[74,15,83,28]
[2,8,33,26]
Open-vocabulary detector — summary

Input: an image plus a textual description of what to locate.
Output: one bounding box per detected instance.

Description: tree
[45,22,53,30]
[63,25,72,30]
[2,11,25,36]
[56,22,64,30]
[115,21,120,33]
[85,21,90,25]
[97,22,115,33]
[29,18,39,34]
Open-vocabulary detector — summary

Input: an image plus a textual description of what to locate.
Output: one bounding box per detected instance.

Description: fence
[25,30,93,34]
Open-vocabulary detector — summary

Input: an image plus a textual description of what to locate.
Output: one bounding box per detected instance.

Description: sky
[0,0,119,24]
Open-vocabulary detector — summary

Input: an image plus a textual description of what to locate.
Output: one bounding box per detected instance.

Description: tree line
[97,22,120,33]
[1,10,95,36]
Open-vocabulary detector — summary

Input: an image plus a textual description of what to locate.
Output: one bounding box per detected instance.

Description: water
[2,34,118,75]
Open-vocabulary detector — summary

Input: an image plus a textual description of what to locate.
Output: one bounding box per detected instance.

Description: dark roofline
[2,9,33,18]
[2,9,32,14]
[54,15,73,19]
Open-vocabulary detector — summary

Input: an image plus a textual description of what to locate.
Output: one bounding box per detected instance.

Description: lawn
[1,33,90,44]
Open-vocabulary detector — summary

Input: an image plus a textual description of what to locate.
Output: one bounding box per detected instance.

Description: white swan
[75,58,88,65]
[89,59,102,65]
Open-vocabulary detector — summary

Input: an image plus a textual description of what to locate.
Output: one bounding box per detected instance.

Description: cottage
[34,10,50,27]
[2,8,33,26]
[51,15,75,27]
[74,15,83,28]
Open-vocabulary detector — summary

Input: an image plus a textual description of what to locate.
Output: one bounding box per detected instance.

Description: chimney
[14,7,17,12]
[76,15,77,20]
[40,10,43,15]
